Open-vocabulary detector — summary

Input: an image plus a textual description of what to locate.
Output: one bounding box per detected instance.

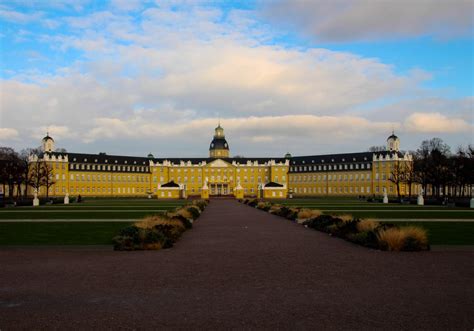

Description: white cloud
[0,7,43,24]
[0,128,19,142]
[33,125,74,140]
[262,0,474,42]
[1,2,471,155]
[110,0,143,12]
[404,112,473,133]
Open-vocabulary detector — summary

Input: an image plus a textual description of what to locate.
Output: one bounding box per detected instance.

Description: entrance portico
[209,183,231,196]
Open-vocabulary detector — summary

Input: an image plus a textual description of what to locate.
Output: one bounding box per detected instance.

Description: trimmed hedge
[113,199,208,251]
[242,200,430,252]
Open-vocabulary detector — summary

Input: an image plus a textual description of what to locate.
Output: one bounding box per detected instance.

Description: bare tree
[28,161,44,194]
[40,162,56,198]
[401,160,416,198]
[389,161,404,199]
[19,148,41,198]
[0,147,21,199]
[28,160,55,197]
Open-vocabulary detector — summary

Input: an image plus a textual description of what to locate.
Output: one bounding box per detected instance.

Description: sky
[0,0,473,157]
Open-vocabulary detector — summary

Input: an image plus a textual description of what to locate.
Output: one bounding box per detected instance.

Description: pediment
[207,159,234,168]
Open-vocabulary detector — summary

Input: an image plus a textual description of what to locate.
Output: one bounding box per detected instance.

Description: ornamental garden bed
[113,199,208,251]
[241,198,430,252]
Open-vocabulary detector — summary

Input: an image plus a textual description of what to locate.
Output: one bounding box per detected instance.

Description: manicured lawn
[0,198,186,219]
[0,222,133,245]
[383,222,474,246]
[0,211,169,219]
[266,198,474,245]
[271,199,474,219]
[0,198,186,244]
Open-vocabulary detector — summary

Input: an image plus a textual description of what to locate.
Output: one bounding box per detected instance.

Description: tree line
[386,138,474,199]
[0,147,56,200]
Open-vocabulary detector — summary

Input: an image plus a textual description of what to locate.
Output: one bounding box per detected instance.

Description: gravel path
[0,199,473,330]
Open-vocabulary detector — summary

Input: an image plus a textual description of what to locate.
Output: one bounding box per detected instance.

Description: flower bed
[241,199,429,251]
[113,199,209,251]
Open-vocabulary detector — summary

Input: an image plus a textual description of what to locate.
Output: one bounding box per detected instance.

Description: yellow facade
[157,187,181,199]
[29,128,414,199]
[262,185,287,199]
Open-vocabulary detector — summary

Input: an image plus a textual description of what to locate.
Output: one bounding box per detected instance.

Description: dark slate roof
[265,181,284,188]
[290,151,403,166]
[209,137,229,150]
[288,151,405,173]
[290,152,373,165]
[42,134,54,141]
[43,152,288,167]
[153,157,287,165]
[387,134,398,140]
[161,180,180,188]
[67,152,150,166]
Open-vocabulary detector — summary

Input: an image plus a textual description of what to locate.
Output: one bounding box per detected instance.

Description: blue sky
[0,0,472,157]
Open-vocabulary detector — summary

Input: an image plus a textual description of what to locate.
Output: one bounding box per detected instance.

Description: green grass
[0,222,133,245]
[0,198,186,219]
[269,199,474,219]
[0,198,187,245]
[383,222,474,246]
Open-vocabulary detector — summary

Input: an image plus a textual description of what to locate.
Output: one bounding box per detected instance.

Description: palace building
[29,125,414,199]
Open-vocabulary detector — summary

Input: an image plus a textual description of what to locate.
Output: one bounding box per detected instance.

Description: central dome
[209,124,230,158]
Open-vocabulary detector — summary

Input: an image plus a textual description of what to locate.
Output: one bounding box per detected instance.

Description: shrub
[268,204,282,214]
[376,228,406,251]
[186,205,201,220]
[271,205,291,218]
[284,207,300,220]
[174,208,193,220]
[170,214,193,229]
[328,217,359,238]
[135,215,168,229]
[346,230,379,248]
[153,219,186,242]
[192,199,208,211]
[112,235,135,251]
[337,214,354,223]
[357,219,380,233]
[400,226,429,251]
[296,209,322,223]
[303,215,336,232]
[376,226,429,251]
[256,201,272,211]
[113,225,150,250]
[242,198,249,204]
[114,200,208,251]
[248,199,259,207]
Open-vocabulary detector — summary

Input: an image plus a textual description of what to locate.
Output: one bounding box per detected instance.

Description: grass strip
[0,222,133,245]
[381,221,474,246]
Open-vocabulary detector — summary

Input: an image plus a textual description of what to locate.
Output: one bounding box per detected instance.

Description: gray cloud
[262,0,474,42]
[1,2,471,156]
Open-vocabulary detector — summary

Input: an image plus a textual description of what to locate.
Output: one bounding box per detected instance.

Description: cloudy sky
[0,0,472,157]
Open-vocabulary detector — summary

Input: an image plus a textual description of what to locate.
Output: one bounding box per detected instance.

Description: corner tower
[42,133,55,152]
[209,123,230,158]
[387,131,400,152]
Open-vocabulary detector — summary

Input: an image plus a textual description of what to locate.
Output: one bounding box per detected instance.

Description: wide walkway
[1,199,473,330]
